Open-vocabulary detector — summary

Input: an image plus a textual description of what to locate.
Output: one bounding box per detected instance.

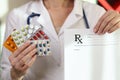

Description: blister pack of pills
[11,25,29,47]
[10,25,45,47]
[30,28,49,40]
[30,39,51,56]
[4,24,51,56]
[27,24,43,39]
[4,35,18,52]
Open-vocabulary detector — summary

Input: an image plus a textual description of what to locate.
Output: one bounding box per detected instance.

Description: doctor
[1,0,120,80]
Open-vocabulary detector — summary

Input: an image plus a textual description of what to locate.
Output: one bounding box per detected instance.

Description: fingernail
[102,32,105,34]
[108,30,111,33]
[97,31,101,35]
[93,28,97,33]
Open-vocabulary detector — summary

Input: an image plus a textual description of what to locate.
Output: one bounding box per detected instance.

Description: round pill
[47,41,49,44]
[17,31,20,34]
[19,35,22,38]
[14,47,17,50]
[23,32,27,36]
[27,34,31,39]
[21,39,24,43]
[10,44,14,48]
[44,35,49,39]
[39,49,42,52]
[44,51,47,55]
[43,44,46,47]
[36,33,41,38]
[47,48,50,51]
[14,37,18,41]
[21,27,25,32]
[25,25,29,30]
[16,31,20,34]
[11,32,16,36]
[16,41,20,45]
[42,41,46,45]
[30,25,34,29]
[35,26,39,30]
[39,30,45,35]
[33,36,38,40]
[39,44,42,47]
[7,42,10,45]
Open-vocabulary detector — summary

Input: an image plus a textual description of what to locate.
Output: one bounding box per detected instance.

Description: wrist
[10,68,24,80]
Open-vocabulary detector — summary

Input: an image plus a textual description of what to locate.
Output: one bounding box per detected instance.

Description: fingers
[94,10,114,33]
[9,41,31,64]
[94,10,120,34]
[17,55,37,72]
[10,49,37,72]
[102,15,120,33]
[9,44,36,66]
[13,41,31,57]
[19,48,37,66]
[108,21,120,33]
[22,55,37,71]
[96,12,116,34]
[16,44,36,63]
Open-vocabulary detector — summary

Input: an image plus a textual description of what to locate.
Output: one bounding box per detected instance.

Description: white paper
[64,29,120,80]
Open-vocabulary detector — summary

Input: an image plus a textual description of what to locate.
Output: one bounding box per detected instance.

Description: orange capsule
[10,44,14,48]
[14,47,17,50]
[39,30,45,35]
[7,42,10,45]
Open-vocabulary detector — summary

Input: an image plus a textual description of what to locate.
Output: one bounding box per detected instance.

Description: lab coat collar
[27,0,59,40]
[58,0,84,36]
[28,0,84,40]
[73,0,83,17]
[28,0,42,14]
[29,0,83,17]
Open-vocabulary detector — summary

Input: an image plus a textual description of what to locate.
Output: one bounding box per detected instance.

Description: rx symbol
[75,34,83,44]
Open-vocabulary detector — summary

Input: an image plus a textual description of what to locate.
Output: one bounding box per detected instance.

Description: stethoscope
[27,9,90,29]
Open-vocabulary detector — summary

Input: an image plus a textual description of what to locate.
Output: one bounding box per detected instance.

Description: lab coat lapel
[58,0,83,36]
[59,14,83,36]
[37,13,59,40]
[28,0,59,40]
[81,3,106,34]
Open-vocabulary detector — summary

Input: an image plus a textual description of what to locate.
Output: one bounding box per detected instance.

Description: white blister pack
[30,40,51,56]
[11,26,29,47]
[27,24,43,39]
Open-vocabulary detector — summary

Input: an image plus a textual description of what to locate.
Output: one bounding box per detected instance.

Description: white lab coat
[0,0,110,80]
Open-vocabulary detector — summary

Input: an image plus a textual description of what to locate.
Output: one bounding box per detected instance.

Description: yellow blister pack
[4,35,18,53]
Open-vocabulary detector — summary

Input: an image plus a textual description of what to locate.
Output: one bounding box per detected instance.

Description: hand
[9,41,37,80]
[94,10,120,35]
